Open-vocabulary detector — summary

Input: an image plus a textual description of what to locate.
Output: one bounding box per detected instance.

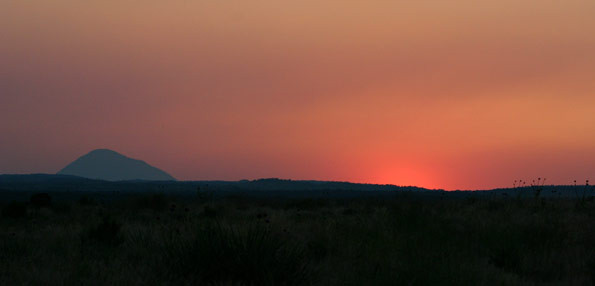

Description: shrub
[83,215,123,247]
[135,193,168,211]
[286,198,330,210]
[51,202,72,214]
[77,196,97,206]
[196,186,215,203]
[1,202,27,219]
[30,193,52,209]
[201,205,219,218]
[162,223,311,285]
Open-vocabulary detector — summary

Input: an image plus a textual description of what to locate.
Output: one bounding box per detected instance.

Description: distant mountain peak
[88,149,120,155]
[57,149,175,181]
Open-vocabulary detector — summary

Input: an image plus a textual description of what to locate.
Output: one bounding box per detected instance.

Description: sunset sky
[1,1,595,190]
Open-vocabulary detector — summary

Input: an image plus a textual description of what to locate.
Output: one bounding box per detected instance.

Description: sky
[1,0,595,190]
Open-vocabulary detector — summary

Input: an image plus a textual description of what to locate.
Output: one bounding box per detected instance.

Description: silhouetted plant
[255,211,268,219]
[287,198,330,210]
[51,202,72,214]
[30,193,52,209]
[162,223,311,285]
[578,180,590,206]
[530,178,546,200]
[1,202,27,219]
[202,205,218,218]
[135,193,168,211]
[77,195,97,206]
[196,185,215,203]
[83,215,123,246]
[514,179,526,200]
[306,231,332,261]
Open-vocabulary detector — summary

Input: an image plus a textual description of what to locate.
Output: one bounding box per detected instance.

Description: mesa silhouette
[57,149,175,181]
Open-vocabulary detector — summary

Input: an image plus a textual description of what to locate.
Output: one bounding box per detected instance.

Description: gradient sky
[2,1,595,190]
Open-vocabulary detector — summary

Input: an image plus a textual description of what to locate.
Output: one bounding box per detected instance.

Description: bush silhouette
[135,194,168,211]
[163,223,311,285]
[201,205,218,218]
[30,193,52,209]
[83,215,123,246]
[77,196,97,206]
[2,202,27,219]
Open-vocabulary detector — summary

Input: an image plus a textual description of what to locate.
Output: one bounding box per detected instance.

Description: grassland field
[1,192,594,285]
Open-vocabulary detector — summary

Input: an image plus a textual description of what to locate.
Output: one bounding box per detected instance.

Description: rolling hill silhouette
[57,149,175,181]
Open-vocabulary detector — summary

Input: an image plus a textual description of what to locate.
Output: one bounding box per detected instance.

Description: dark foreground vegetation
[1,192,594,285]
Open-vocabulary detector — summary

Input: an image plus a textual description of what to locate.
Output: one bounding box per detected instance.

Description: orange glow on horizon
[369,165,441,190]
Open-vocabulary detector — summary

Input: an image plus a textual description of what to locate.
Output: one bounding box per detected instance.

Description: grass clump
[82,215,123,247]
[133,193,169,212]
[160,222,311,285]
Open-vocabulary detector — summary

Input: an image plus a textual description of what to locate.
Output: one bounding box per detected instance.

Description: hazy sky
[2,0,595,189]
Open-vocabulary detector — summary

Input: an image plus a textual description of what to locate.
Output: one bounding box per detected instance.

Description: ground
[1,193,594,285]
